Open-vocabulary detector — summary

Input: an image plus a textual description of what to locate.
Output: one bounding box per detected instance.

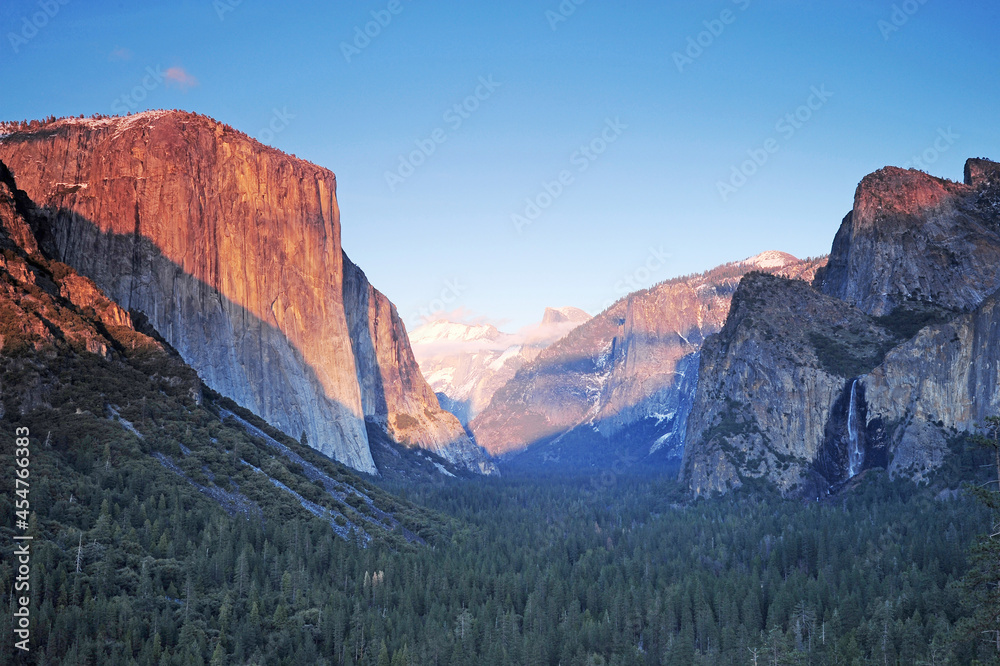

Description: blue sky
[2,0,998,330]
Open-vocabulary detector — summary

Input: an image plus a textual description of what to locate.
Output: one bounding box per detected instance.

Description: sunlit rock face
[0,159,165,367]
[342,255,497,475]
[816,160,1000,316]
[470,253,825,466]
[0,111,489,474]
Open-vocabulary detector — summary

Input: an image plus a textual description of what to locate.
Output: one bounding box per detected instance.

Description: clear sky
[2,0,998,330]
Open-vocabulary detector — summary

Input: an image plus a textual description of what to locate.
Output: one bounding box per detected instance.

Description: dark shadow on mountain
[366,421,482,484]
[501,423,684,479]
[435,392,473,428]
[341,252,390,422]
[497,351,700,479]
[28,204,388,472]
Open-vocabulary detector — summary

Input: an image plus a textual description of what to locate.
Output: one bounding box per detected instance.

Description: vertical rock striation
[0,111,486,473]
[471,253,825,465]
[684,158,1000,496]
[815,162,1000,315]
[864,289,1000,481]
[342,254,497,474]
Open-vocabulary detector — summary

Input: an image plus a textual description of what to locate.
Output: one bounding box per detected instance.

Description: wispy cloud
[514,318,586,348]
[439,307,507,328]
[164,66,198,90]
[411,337,514,363]
[410,308,590,361]
[109,46,132,61]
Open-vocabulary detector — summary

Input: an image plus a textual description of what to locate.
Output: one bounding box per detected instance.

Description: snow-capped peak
[409,320,503,345]
[740,250,799,270]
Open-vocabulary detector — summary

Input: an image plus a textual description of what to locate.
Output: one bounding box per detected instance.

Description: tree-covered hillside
[2,164,997,664]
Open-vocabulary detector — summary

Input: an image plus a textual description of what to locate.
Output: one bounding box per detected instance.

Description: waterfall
[846,379,864,477]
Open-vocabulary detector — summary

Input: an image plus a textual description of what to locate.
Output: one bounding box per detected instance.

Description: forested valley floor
[2,399,996,665]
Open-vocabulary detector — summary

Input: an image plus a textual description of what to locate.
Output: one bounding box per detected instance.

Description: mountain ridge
[683,157,1000,496]
[470,253,827,467]
[0,110,490,475]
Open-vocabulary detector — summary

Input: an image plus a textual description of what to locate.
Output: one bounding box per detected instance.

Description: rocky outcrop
[815,160,1000,315]
[0,161,38,256]
[342,254,496,474]
[0,161,181,412]
[685,157,1000,496]
[864,288,1000,481]
[680,273,898,496]
[0,111,479,474]
[471,253,826,464]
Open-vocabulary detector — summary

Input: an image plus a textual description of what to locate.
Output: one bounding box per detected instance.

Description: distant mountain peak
[409,320,504,346]
[541,306,591,325]
[410,307,591,426]
[740,250,800,270]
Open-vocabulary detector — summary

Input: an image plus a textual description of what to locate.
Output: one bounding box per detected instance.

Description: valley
[1,110,998,664]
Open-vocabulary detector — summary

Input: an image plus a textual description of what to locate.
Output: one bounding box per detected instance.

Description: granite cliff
[683,158,1000,496]
[471,252,825,469]
[342,255,496,473]
[864,289,1000,482]
[0,111,487,474]
[816,158,1000,315]
[680,273,899,496]
[0,160,455,547]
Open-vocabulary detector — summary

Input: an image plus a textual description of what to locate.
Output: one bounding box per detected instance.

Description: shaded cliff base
[2,159,491,479]
[683,272,1000,498]
[471,253,826,469]
[0,112,493,476]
